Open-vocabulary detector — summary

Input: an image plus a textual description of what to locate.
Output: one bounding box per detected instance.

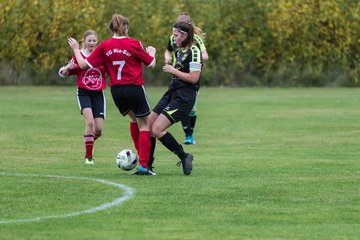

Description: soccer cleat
[131,165,156,176]
[184,136,196,145]
[85,157,94,164]
[177,153,193,175]
[148,157,155,172]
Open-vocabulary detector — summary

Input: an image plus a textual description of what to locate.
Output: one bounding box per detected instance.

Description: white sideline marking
[0,172,135,224]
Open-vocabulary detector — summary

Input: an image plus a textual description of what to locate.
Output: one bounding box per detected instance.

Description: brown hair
[176,12,206,39]
[81,30,97,49]
[173,21,194,48]
[108,14,129,37]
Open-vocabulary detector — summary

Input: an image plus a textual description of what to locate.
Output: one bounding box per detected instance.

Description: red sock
[130,122,140,154]
[138,131,151,168]
[84,134,94,158]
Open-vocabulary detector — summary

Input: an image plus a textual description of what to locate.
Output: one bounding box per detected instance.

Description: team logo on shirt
[83,68,103,90]
[181,54,188,61]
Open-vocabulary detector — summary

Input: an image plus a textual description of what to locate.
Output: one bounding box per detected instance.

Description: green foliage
[0,0,105,72]
[266,0,360,86]
[0,0,359,86]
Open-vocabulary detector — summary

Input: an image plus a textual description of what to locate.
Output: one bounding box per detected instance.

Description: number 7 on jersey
[113,60,125,80]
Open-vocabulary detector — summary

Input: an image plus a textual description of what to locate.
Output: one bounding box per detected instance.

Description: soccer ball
[116,149,138,171]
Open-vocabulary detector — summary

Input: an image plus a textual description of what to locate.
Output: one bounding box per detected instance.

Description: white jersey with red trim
[85,36,154,87]
[67,51,106,91]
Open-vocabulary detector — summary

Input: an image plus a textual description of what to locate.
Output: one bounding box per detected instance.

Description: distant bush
[0,0,359,86]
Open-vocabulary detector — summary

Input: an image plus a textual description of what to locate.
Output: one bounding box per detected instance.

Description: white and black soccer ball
[116,149,138,171]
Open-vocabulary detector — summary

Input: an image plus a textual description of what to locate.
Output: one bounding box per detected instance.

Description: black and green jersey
[169,45,202,91]
[167,34,206,65]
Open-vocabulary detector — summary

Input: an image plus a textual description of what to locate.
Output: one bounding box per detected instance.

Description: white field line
[0,172,135,224]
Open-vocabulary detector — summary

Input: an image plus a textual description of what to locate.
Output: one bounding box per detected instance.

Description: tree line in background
[0,0,359,87]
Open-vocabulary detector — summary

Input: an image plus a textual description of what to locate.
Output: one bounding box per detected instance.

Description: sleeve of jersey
[85,43,104,68]
[67,68,77,76]
[134,41,154,67]
[166,36,174,51]
[58,67,66,77]
[194,35,206,51]
[189,47,202,72]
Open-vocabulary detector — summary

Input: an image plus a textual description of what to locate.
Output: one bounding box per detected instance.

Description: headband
[173,27,188,35]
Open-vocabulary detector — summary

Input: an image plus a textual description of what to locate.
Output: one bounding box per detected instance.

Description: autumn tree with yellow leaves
[0,0,359,86]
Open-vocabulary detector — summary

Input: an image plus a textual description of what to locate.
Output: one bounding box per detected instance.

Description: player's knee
[151,125,163,139]
[152,128,161,138]
[94,130,102,140]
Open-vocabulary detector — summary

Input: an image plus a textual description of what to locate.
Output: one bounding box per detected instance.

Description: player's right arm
[165,35,174,64]
[164,49,172,65]
[68,37,88,69]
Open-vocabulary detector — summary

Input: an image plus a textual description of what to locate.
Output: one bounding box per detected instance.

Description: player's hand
[162,64,175,74]
[146,46,156,56]
[68,62,78,69]
[68,37,80,50]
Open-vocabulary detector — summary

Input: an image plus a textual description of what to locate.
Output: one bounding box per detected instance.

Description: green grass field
[1,86,360,240]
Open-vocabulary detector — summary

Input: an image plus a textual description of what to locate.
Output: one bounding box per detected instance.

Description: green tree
[0,0,359,86]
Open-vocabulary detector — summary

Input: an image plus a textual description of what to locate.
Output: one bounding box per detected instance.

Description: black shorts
[77,88,106,119]
[153,87,196,124]
[110,85,150,117]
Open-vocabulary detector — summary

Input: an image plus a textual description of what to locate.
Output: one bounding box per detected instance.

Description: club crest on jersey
[83,68,103,90]
[181,54,188,61]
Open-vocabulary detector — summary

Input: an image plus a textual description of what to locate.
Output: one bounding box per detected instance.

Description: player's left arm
[58,58,78,77]
[201,49,208,61]
[145,46,157,68]
[195,35,209,61]
[136,41,157,69]
[163,64,200,84]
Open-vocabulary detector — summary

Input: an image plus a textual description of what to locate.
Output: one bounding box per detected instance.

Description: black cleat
[177,153,193,175]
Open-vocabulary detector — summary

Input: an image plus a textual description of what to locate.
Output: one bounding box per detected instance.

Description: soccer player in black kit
[148,21,202,175]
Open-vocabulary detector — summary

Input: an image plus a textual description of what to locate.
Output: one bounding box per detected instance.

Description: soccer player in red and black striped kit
[68,14,157,175]
[59,30,106,165]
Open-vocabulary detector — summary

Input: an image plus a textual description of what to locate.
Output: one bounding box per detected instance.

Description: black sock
[189,115,197,135]
[181,117,192,137]
[148,137,156,169]
[159,132,186,159]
